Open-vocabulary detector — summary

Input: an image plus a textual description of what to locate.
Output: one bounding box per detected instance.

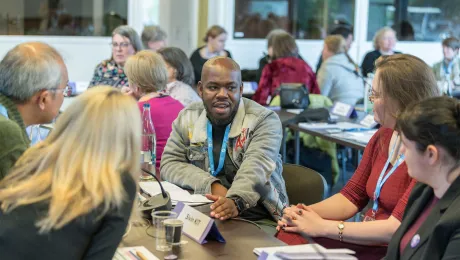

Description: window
[233,0,355,39]
[0,0,128,36]
[368,0,460,41]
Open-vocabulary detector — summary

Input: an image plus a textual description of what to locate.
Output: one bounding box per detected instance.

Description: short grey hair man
[141,25,167,51]
[0,42,68,179]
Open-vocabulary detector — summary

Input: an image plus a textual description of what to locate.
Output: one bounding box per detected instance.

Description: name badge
[331,102,356,118]
[173,202,225,244]
[360,114,378,128]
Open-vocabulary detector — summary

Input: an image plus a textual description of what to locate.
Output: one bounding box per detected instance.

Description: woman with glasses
[88,25,143,89]
[0,86,140,259]
[276,54,439,258]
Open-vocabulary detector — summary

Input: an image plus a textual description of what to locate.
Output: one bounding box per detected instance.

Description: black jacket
[361,50,402,77]
[385,176,460,260]
[190,47,233,85]
[0,174,136,260]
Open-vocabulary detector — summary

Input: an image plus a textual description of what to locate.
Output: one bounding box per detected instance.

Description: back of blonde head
[124,50,168,93]
[0,86,141,233]
[324,35,347,54]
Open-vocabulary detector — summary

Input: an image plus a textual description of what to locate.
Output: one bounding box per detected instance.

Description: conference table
[120,205,285,260]
[276,109,368,165]
[120,164,285,259]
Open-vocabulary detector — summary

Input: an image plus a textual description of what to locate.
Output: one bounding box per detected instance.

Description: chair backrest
[282,163,328,206]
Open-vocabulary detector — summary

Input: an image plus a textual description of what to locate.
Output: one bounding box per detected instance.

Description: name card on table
[359,114,378,128]
[173,202,225,244]
[331,102,357,118]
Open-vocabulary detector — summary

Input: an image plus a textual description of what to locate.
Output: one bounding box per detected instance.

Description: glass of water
[151,211,177,251]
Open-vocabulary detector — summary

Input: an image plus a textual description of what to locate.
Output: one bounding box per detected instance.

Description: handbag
[278,83,310,109]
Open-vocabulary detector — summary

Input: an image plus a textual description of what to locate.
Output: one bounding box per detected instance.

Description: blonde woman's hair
[324,35,347,54]
[0,86,141,233]
[124,50,168,93]
[373,27,397,50]
[324,35,359,72]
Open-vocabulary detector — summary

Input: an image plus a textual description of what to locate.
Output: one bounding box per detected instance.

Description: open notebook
[139,181,212,206]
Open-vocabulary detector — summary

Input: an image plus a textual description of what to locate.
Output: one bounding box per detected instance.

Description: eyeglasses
[367,86,381,103]
[49,83,71,97]
[110,42,132,49]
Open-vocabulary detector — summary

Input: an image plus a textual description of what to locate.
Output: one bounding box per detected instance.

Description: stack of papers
[255,244,357,260]
[299,122,364,130]
[139,181,212,206]
[330,130,377,144]
[114,246,158,260]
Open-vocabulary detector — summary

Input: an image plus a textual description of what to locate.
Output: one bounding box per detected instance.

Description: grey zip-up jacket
[160,98,289,219]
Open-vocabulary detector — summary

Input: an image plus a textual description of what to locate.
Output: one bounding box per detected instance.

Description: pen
[128,250,140,260]
[343,128,372,132]
[136,250,148,260]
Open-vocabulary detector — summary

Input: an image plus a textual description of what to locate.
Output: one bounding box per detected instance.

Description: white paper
[298,122,364,130]
[286,109,304,114]
[331,130,377,144]
[255,244,357,260]
[254,244,327,255]
[75,81,89,94]
[114,246,159,260]
[139,181,212,206]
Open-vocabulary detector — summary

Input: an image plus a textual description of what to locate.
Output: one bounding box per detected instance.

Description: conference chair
[282,163,329,206]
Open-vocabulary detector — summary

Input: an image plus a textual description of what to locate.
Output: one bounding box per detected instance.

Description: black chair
[282,163,329,206]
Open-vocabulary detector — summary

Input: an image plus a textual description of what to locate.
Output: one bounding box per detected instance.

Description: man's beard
[205,99,240,127]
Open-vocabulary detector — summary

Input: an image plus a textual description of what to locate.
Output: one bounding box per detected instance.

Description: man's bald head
[201,57,241,84]
[0,42,66,102]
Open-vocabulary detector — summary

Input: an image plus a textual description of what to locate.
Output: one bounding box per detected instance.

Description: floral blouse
[88,59,128,89]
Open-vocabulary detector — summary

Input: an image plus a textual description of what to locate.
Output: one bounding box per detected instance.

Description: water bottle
[141,103,156,180]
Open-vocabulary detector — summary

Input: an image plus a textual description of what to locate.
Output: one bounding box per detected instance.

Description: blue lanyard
[0,104,8,119]
[207,121,231,176]
[443,60,454,75]
[372,136,405,212]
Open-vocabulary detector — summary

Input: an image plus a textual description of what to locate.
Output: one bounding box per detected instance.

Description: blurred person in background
[0,42,68,179]
[432,37,460,86]
[316,25,354,73]
[89,25,143,88]
[142,25,167,51]
[253,32,319,106]
[157,47,201,107]
[190,25,232,85]
[361,27,400,77]
[124,50,183,168]
[0,87,140,259]
[317,35,364,105]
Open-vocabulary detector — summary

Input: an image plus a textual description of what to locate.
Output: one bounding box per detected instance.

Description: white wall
[209,0,444,70]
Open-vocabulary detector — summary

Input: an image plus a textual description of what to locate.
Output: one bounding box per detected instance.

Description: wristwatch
[230,196,247,215]
[337,221,345,242]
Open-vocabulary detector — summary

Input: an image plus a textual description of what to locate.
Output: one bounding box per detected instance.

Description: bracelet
[338,221,345,242]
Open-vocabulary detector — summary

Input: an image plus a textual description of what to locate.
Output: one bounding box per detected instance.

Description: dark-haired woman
[157,47,200,107]
[385,96,460,260]
[190,25,232,85]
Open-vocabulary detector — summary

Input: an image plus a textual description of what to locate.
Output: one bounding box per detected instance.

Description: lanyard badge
[365,135,405,221]
[207,121,231,176]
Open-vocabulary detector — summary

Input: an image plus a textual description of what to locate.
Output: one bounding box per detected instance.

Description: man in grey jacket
[161,57,288,222]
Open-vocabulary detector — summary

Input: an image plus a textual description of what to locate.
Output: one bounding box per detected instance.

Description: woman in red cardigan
[277,55,440,253]
[252,32,319,106]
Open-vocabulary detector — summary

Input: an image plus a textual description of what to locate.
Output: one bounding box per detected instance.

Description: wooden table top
[120,204,285,260]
